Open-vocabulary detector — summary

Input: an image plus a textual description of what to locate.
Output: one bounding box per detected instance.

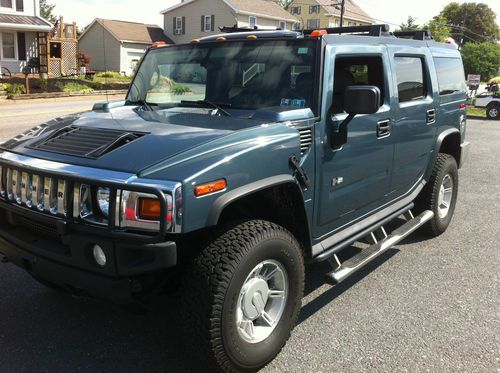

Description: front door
[314,45,394,239]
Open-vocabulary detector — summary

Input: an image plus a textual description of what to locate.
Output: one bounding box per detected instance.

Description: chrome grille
[298,128,313,155]
[1,167,67,217]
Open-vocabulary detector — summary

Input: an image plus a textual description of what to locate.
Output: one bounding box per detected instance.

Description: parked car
[475,91,500,119]
[0,24,469,372]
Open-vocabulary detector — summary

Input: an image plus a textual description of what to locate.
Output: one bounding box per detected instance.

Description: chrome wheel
[488,107,498,118]
[437,174,453,219]
[236,259,288,344]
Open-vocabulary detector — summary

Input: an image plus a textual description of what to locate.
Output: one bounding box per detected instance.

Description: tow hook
[289,155,310,189]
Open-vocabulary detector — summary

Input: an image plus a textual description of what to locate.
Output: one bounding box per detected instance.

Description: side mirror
[331,85,381,148]
[343,85,381,115]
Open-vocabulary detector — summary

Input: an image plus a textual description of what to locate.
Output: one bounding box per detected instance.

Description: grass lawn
[467,106,486,117]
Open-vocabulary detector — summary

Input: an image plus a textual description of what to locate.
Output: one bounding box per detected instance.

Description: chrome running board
[325,210,434,285]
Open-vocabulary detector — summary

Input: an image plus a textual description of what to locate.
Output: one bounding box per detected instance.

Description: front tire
[417,153,459,236]
[486,104,499,120]
[181,220,304,372]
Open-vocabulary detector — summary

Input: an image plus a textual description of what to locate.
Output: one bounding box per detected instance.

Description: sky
[53,0,500,30]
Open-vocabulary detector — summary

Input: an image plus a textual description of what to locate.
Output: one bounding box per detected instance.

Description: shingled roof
[80,19,172,44]
[0,14,52,30]
[161,0,297,22]
[316,0,373,23]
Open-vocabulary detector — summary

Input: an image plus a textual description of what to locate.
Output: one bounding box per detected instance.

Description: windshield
[128,39,318,114]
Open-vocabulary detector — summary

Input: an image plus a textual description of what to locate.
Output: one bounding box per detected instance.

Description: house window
[309,5,320,14]
[335,19,340,27]
[204,15,212,32]
[49,42,61,59]
[175,16,183,34]
[249,16,257,28]
[307,19,320,29]
[291,6,301,15]
[279,21,286,30]
[292,22,300,30]
[0,0,13,9]
[1,32,16,60]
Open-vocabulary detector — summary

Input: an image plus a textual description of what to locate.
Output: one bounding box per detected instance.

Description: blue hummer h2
[0,25,470,371]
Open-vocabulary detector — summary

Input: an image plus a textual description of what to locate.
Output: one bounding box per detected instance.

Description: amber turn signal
[138,197,161,220]
[194,179,227,197]
[310,29,327,37]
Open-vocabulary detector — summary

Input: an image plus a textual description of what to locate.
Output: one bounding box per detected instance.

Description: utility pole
[333,0,346,27]
[340,0,345,27]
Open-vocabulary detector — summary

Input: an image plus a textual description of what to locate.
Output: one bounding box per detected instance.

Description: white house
[161,0,299,44]
[78,19,172,76]
[0,0,52,74]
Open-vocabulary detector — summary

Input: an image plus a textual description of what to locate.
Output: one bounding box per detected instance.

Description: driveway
[0,110,498,372]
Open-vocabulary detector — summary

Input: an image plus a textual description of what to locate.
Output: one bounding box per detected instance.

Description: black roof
[0,14,51,28]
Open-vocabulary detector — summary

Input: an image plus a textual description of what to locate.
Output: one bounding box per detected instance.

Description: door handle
[377,119,391,138]
[426,109,436,124]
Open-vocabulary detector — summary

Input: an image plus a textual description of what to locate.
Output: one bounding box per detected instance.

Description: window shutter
[17,32,26,61]
[15,0,24,12]
[201,15,204,32]
[182,16,186,35]
[173,17,176,33]
[211,15,215,31]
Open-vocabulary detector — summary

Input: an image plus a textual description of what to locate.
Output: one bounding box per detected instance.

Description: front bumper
[459,141,471,168]
[0,207,177,303]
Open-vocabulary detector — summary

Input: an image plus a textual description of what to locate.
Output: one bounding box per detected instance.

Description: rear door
[388,47,438,195]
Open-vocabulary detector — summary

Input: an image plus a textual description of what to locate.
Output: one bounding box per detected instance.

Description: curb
[7,90,128,101]
[466,115,487,120]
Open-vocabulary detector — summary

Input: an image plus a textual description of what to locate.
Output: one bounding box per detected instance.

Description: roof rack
[392,30,433,41]
[302,24,391,37]
[220,25,258,33]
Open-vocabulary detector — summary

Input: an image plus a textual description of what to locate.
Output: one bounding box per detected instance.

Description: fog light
[92,245,107,267]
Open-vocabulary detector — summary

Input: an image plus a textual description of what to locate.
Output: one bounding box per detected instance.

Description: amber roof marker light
[194,179,227,197]
[309,29,327,37]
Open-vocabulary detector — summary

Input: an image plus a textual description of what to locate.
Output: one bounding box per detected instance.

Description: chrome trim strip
[73,183,81,219]
[12,169,21,204]
[21,172,32,207]
[6,168,13,201]
[0,165,4,197]
[57,179,66,216]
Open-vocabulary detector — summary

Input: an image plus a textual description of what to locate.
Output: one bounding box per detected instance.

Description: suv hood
[0,105,267,174]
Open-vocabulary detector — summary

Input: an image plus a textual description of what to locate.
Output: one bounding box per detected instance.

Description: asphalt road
[0,104,498,372]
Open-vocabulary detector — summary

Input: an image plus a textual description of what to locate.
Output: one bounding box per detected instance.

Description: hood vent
[298,127,313,155]
[28,126,146,159]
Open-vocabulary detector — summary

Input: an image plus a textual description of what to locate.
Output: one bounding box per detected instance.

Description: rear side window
[395,57,426,102]
[433,58,466,95]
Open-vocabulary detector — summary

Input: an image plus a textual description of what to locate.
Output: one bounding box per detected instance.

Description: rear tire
[180,220,304,372]
[486,104,499,120]
[416,153,459,236]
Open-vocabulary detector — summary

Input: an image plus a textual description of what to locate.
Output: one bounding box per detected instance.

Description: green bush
[172,82,192,95]
[95,71,123,79]
[4,83,26,97]
[55,81,94,93]
[461,42,500,82]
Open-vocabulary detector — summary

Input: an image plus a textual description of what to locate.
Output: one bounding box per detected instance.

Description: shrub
[77,51,91,68]
[55,81,94,93]
[95,71,123,79]
[5,83,26,97]
[172,82,192,95]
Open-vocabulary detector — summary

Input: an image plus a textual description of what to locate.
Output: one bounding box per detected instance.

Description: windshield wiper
[126,99,158,112]
[181,100,232,117]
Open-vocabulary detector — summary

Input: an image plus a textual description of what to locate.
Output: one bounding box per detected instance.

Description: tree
[40,0,57,25]
[425,16,451,42]
[461,42,500,81]
[275,0,293,9]
[439,2,500,45]
[397,16,420,32]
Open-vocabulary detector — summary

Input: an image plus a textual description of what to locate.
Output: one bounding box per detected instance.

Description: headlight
[97,187,110,217]
[118,191,173,232]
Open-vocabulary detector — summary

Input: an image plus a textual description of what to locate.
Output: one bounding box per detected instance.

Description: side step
[325,210,434,285]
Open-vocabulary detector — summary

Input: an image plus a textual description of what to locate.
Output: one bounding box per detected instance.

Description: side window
[433,58,466,96]
[332,56,385,114]
[395,57,426,102]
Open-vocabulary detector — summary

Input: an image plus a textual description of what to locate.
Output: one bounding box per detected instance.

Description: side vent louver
[28,126,145,159]
[298,128,313,155]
